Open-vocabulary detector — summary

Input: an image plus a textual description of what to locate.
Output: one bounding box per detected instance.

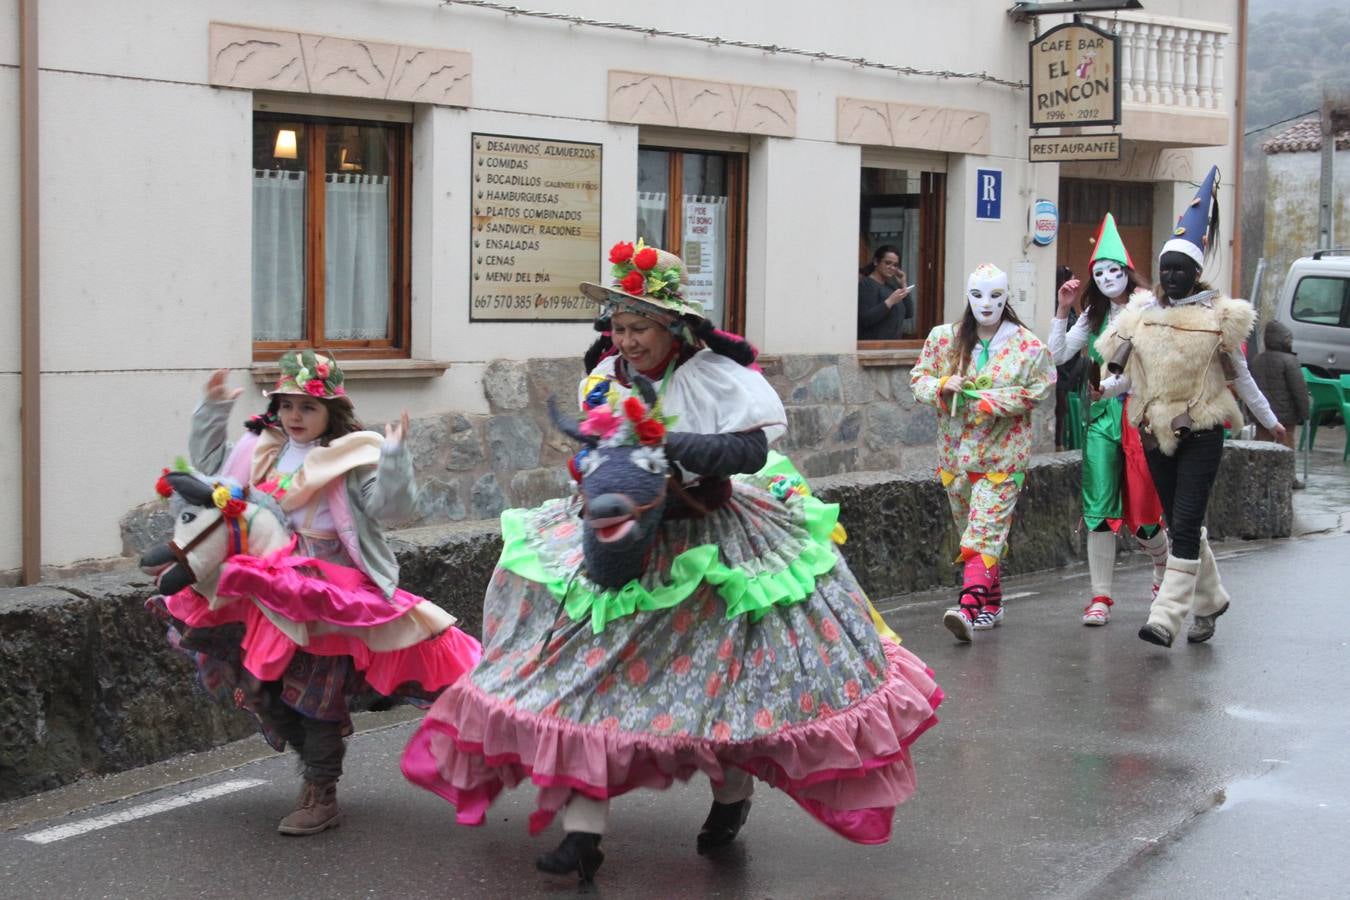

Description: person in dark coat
[858,245,914,340]
[1249,321,1309,483]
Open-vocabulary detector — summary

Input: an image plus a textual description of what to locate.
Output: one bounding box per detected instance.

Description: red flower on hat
[635,418,665,445]
[620,269,646,295]
[315,362,330,379]
[155,468,173,498]
[304,378,327,397]
[622,396,647,422]
[609,241,635,264]
[221,498,247,519]
[633,247,658,271]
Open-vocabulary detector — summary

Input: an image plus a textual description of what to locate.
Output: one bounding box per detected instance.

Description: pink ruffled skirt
[155,547,481,709]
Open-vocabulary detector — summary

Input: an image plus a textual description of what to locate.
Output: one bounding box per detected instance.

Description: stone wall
[118,353,1056,554]
[7,442,1291,802]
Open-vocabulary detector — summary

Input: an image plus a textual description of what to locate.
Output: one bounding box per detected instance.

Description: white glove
[1098,373,1130,399]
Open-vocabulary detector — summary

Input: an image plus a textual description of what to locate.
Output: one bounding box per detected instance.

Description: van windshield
[1291,276,1350,328]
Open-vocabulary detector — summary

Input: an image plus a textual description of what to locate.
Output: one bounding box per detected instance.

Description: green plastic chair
[1340,375,1350,462]
[1299,368,1343,451]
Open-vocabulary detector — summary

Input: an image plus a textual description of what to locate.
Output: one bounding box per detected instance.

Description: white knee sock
[711,766,755,804]
[1136,530,1170,588]
[561,793,610,835]
[1086,530,1117,598]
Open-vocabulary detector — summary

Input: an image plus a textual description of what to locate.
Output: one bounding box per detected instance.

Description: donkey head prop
[549,375,672,590]
[140,470,291,599]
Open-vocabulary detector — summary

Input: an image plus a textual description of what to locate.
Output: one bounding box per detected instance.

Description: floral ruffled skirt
[402,457,942,844]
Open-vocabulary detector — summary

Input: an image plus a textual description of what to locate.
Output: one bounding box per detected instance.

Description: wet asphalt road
[2,527,1348,899]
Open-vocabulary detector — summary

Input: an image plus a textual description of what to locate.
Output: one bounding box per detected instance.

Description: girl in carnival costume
[150,351,481,835]
[911,264,1056,642]
[1050,214,1169,626]
[1096,168,1282,647]
[403,240,942,883]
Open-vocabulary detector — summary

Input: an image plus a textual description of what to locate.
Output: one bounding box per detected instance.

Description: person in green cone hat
[1049,213,1168,626]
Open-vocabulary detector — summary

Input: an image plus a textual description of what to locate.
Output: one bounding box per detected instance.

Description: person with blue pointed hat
[1049,213,1167,627]
[1094,167,1282,648]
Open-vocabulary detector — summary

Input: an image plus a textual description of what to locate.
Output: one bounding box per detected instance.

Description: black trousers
[258,683,347,782]
[1144,426,1224,561]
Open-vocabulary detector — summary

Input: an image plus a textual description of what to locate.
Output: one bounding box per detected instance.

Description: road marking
[22,778,267,845]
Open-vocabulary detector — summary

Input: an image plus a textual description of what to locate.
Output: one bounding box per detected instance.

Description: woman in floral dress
[403,241,943,883]
[911,263,1056,642]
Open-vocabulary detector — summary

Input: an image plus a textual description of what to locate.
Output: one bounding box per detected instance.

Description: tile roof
[1262,117,1350,154]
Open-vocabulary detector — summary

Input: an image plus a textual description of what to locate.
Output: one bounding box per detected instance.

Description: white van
[1273,250,1350,377]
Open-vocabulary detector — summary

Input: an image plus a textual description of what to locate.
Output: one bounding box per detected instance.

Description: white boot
[1139,555,1200,647]
[1187,531,1230,643]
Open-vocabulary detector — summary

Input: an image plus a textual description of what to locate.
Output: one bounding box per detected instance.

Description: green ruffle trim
[497,453,842,634]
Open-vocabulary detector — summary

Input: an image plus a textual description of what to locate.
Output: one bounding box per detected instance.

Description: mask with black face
[1158,251,1200,302]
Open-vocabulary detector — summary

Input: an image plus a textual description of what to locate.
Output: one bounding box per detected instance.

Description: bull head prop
[549,375,673,590]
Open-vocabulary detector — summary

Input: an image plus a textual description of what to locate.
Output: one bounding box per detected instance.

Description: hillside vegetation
[1246,0,1350,133]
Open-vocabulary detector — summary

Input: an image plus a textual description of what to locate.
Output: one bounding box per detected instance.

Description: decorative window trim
[609,70,796,137]
[838,97,990,156]
[210,22,471,107]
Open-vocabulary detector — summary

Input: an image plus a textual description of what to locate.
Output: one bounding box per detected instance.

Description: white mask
[966,264,1009,327]
[1092,259,1128,299]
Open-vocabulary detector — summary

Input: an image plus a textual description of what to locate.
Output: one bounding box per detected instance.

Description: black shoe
[535,831,604,882]
[1137,622,1174,647]
[696,799,751,853]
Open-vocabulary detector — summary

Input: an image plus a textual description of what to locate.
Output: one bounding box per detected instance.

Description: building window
[252,114,411,359]
[858,166,946,347]
[1057,178,1153,275]
[636,148,748,333]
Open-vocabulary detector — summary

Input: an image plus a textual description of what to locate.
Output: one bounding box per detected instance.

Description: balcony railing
[1080,13,1231,113]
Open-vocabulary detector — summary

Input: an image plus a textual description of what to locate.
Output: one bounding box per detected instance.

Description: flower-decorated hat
[264,349,351,407]
[579,239,704,321]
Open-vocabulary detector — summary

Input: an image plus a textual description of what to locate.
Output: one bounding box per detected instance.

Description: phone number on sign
[472,294,590,311]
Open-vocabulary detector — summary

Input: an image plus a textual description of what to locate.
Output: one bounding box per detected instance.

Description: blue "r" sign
[976,169,1002,220]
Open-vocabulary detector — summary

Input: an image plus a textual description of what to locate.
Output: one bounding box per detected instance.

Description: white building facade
[1,0,1243,578]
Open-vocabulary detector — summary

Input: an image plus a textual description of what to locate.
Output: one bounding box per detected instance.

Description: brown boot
[277,779,343,836]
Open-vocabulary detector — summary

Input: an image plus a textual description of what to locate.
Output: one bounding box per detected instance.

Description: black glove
[664,429,768,478]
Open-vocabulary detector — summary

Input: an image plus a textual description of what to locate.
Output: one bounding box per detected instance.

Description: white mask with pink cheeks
[1092,259,1129,299]
[966,264,1009,327]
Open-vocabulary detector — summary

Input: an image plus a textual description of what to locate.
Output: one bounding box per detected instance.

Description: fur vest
[1095,293,1254,456]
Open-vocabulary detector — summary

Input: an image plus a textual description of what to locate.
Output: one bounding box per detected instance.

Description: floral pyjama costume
[911,322,1055,561]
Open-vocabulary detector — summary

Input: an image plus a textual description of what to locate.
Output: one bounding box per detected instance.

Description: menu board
[470,134,602,321]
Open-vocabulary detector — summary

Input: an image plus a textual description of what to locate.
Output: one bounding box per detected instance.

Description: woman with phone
[858,245,915,340]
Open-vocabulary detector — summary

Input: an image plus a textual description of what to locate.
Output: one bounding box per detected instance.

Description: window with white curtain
[252,114,411,359]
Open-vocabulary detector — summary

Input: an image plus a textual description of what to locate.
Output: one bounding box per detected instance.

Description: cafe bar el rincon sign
[471,134,602,321]
[1028,20,1121,162]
